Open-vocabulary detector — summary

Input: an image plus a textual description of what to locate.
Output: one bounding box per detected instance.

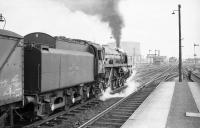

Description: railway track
[78,86,156,128]
[135,64,168,78]
[22,65,176,128]
[183,66,200,82]
[136,64,177,84]
[22,98,101,128]
[78,66,176,128]
[22,89,126,128]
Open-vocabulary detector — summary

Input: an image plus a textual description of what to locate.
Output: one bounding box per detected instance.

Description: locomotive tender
[0,29,131,126]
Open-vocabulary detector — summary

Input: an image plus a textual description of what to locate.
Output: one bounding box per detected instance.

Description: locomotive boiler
[101,45,130,90]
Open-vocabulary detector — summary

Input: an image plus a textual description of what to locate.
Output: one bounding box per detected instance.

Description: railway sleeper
[110,111,133,115]
[41,121,55,127]
[87,126,107,128]
[95,118,125,124]
[104,114,129,120]
[92,121,123,127]
[70,110,81,114]
[109,113,131,117]
[133,94,149,98]
[117,106,136,109]
[57,116,68,120]
[115,108,134,112]
[125,100,144,103]
[125,102,144,106]
[49,119,62,125]
[101,117,126,122]
[111,110,134,114]
[120,104,140,108]
[76,108,88,111]
[63,113,75,116]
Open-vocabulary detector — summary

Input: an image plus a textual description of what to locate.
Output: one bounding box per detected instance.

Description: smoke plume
[58,0,124,47]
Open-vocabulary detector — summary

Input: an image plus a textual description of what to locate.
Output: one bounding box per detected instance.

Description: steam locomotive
[0,29,131,126]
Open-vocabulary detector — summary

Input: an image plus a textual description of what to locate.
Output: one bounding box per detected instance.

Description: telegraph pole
[173,5,182,82]
[178,4,182,82]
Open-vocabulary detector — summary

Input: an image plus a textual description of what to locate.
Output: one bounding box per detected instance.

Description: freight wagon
[0,29,23,126]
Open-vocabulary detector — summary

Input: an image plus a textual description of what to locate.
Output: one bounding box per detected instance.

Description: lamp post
[0,13,6,29]
[194,43,199,66]
[172,4,182,82]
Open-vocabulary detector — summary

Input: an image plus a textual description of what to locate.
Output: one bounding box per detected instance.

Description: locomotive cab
[96,46,105,74]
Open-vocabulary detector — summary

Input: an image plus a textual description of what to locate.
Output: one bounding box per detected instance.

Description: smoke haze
[58,0,124,47]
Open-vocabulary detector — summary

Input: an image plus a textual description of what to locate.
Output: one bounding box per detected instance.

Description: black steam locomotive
[0,29,131,125]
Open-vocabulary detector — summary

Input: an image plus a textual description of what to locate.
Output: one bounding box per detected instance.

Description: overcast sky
[0,0,199,58]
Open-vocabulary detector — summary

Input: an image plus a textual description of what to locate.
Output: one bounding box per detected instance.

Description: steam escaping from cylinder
[99,69,140,101]
[57,0,124,48]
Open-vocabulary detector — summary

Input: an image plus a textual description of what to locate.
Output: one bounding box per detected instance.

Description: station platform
[120,82,200,128]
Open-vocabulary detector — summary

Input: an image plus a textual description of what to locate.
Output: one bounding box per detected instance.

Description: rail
[78,65,175,128]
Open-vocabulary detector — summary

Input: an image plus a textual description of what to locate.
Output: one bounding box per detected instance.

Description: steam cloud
[58,0,124,47]
[99,69,140,101]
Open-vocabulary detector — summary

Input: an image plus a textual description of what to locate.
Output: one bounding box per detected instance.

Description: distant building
[146,53,167,65]
[146,54,156,64]
[106,41,141,65]
[153,56,167,65]
[169,57,177,64]
[184,58,200,64]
